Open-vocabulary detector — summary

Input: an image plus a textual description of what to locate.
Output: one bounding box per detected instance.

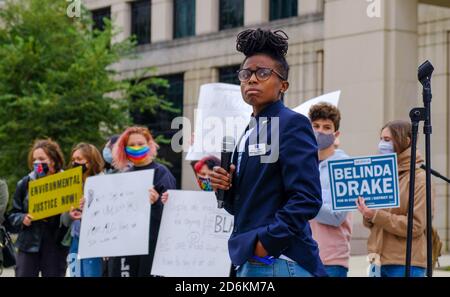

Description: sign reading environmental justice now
[328,154,400,211]
[28,167,83,220]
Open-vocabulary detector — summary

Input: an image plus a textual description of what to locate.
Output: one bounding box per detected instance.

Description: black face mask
[72,162,88,174]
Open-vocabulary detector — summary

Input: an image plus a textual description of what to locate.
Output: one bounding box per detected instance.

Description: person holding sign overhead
[356,120,435,277]
[308,103,353,277]
[210,28,326,277]
[7,139,70,277]
[65,143,105,277]
[107,126,176,277]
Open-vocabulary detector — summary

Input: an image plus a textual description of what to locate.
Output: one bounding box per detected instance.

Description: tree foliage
[0,0,174,197]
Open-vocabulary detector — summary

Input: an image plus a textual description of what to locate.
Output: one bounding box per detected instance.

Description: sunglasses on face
[237,67,286,82]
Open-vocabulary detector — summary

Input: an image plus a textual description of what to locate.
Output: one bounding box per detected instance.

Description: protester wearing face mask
[7,139,70,277]
[64,143,105,277]
[193,156,220,191]
[356,120,435,277]
[308,103,353,277]
[102,135,120,174]
[107,126,176,277]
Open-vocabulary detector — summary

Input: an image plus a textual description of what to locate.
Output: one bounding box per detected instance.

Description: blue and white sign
[328,154,400,211]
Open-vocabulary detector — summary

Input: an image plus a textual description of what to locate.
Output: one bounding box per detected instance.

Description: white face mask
[378,140,394,155]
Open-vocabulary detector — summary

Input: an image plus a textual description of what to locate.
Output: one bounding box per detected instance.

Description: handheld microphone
[216,136,235,208]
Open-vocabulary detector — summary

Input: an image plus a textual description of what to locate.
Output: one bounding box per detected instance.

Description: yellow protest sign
[28,167,83,221]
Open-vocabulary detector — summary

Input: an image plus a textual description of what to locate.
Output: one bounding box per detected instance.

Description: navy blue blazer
[224,99,327,277]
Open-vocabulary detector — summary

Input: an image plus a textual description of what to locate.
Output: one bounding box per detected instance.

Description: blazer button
[233,225,238,233]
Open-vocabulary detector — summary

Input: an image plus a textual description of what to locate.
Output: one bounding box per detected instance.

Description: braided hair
[236,28,290,80]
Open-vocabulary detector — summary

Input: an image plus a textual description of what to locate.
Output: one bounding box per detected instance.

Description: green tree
[0,0,176,198]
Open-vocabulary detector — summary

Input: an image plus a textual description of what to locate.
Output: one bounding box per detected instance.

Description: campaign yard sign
[328,154,400,211]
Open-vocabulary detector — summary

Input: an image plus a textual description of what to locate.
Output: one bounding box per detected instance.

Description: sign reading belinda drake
[328,154,400,211]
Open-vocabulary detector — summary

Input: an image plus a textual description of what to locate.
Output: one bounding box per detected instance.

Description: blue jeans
[237,258,313,277]
[68,236,103,277]
[325,265,348,277]
[381,265,426,277]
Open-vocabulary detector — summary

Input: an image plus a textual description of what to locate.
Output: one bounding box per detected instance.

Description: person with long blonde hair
[66,143,105,277]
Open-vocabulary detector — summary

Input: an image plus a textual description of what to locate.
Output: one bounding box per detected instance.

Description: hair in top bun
[236,28,289,58]
[236,28,290,80]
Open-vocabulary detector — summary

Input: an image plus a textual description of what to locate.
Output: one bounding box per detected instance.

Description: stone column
[324,0,418,254]
[299,0,324,16]
[244,0,269,26]
[151,0,173,42]
[196,0,219,35]
[111,2,131,44]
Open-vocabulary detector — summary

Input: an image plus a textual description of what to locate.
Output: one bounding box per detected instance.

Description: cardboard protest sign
[78,169,154,259]
[293,90,341,117]
[185,83,252,161]
[328,154,400,211]
[28,167,83,220]
[151,190,233,277]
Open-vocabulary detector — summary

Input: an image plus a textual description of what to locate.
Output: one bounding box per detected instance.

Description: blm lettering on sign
[152,190,234,277]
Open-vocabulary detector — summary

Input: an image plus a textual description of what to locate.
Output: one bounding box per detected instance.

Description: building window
[131,0,151,45]
[174,0,196,39]
[270,0,298,21]
[219,0,244,30]
[131,74,184,189]
[92,7,111,31]
[218,65,241,85]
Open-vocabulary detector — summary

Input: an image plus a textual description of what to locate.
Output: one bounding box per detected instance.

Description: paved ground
[2,254,450,277]
[348,253,450,277]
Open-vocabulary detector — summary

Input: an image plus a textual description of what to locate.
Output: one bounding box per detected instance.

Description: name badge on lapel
[248,144,267,156]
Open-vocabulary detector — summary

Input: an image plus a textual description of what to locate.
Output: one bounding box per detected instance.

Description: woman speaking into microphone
[210,28,326,277]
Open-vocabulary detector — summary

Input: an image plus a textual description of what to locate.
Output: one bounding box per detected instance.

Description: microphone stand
[405,60,435,277]
[421,164,450,184]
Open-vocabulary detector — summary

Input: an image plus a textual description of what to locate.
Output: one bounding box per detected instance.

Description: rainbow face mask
[125,146,150,165]
[197,176,213,192]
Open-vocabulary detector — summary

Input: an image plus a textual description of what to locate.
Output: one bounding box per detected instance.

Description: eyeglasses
[237,67,286,82]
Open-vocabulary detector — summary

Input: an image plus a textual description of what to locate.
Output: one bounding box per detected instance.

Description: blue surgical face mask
[314,131,336,151]
[102,147,113,164]
[378,140,394,155]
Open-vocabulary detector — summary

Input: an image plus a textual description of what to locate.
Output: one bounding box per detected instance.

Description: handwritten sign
[78,170,154,259]
[185,83,253,160]
[28,167,83,220]
[328,154,400,211]
[151,190,233,277]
